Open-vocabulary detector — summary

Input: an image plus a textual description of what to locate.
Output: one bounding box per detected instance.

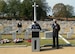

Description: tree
[66,5,74,18]
[0,0,7,17]
[7,0,21,17]
[20,0,33,20]
[35,0,50,20]
[52,3,67,17]
[0,0,50,20]
[21,0,50,20]
[52,3,74,18]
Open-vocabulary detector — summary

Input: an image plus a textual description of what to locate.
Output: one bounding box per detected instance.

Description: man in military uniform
[17,21,22,28]
[31,21,41,37]
[17,21,22,33]
[31,21,41,51]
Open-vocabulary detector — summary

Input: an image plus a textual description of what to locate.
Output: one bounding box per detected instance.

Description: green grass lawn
[0,39,66,46]
[0,32,75,46]
[61,34,75,45]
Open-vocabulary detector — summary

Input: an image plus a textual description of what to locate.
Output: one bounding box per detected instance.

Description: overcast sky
[46,0,75,15]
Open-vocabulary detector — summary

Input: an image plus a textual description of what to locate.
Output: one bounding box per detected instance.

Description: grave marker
[44,31,53,39]
[12,31,16,40]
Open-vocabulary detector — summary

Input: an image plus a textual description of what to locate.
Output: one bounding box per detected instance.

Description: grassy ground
[0,32,75,46]
[61,34,75,45]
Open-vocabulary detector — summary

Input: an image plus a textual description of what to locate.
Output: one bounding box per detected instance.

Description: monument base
[32,38,40,52]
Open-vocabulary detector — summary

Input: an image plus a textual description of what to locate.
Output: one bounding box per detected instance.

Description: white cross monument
[32,2,38,21]
[32,1,40,52]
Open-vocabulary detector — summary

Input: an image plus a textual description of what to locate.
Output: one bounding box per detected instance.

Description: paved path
[0,46,75,54]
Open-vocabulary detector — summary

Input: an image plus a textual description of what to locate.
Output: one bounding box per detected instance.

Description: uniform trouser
[53,32,59,48]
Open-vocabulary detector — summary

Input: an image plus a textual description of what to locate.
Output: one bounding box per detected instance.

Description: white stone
[32,38,40,52]
[44,31,53,39]
[12,32,16,40]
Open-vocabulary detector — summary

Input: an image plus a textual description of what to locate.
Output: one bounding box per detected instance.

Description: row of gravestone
[0,31,16,40]
[0,27,32,40]
[42,31,74,39]
[0,30,66,41]
[1,20,75,39]
[0,26,53,41]
[0,28,74,41]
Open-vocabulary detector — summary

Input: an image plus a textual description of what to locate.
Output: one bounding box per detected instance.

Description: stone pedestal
[32,38,40,52]
[32,29,40,52]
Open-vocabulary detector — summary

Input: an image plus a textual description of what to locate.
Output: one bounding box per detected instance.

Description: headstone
[12,31,16,40]
[24,30,29,39]
[67,27,73,39]
[44,31,53,39]
[67,32,72,39]
[18,28,22,34]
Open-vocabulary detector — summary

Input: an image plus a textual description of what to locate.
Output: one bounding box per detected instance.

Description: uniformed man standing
[17,21,22,28]
[31,21,41,51]
[17,21,22,33]
[31,21,41,37]
[52,19,60,49]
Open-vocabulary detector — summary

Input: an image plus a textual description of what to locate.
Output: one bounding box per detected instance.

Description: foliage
[0,0,7,17]
[0,0,50,20]
[7,0,21,17]
[53,3,67,17]
[35,0,50,20]
[52,3,74,18]
[66,5,74,17]
[20,0,33,20]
